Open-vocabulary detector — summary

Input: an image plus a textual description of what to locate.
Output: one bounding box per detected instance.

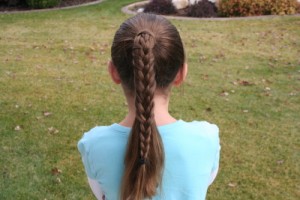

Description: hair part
[111,13,185,200]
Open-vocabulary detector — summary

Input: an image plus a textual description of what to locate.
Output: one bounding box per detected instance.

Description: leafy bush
[1,0,26,6]
[187,0,218,17]
[144,0,176,15]
[297,2,300,13]
[269,0,298,15]
[26,0,60,9]
[218,0,271,16]
[218,0,298,17]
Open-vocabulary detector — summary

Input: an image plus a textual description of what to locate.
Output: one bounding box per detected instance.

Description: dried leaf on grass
[51,167,62,176]
[265,87,271,91]
[56,177,61,183]
[220,91,229,96]
[232,79,254,86]
[199,54,207,63]
[232,81,238,85]
[202,74,209,80]
[48,127,59,134]
[43,111,52,117]
[51,167,62,184]
[277,160,284,165]
[228,182,237,187]
[262,79,272,84]
[239,80,254,86]
[14,125,22,131]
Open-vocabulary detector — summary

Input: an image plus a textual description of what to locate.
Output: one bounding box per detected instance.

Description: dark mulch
[0,0,98,12]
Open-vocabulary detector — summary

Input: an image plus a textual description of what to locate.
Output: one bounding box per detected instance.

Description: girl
[78,13,220,200]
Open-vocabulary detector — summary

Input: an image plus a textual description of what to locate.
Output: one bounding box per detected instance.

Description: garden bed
[123,0,300,20]
[0,0,99,12]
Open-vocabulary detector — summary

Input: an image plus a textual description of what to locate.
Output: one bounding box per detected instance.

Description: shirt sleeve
[209,145,221,185]
[88,177,105,200]
[212,145,221,172]
[210,125,221,185]
[78,139,97,179]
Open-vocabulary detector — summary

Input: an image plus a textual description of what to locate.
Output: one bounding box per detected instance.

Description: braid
[133,31,156,163]
[120,31,164,200]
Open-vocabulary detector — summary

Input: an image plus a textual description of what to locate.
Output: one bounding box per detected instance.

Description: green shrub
[218,0,298,17]
[26,0,60,9]
[2,0,26,6]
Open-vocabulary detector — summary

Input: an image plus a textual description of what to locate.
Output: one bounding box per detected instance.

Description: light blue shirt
[78,120,220,200]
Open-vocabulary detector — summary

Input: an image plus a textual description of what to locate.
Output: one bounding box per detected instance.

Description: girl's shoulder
[188,120,219,135]
[177,120,219,137]
[79,125,111,141]
[77,125,114,151]
[77,123,130,152]
[159,120,219,145]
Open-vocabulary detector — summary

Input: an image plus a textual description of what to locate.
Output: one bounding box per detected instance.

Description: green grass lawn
[0,0,299,199]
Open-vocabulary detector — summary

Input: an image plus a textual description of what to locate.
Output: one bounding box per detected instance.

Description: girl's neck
[119,93,177,127]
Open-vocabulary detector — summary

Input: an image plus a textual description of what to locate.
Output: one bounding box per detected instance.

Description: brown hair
[111,13,185,200]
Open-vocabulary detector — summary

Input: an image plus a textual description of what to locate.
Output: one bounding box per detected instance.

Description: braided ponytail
[120,30,164,200]
[111,13,185,200]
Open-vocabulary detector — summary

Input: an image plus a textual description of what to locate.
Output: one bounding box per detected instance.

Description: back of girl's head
[111,13,185,200]
[111,13,185,90]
